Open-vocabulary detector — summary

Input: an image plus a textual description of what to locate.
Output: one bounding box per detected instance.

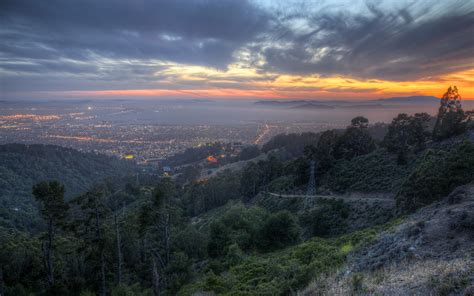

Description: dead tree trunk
[0,266,5,296]
[100,252,106,296]
[43,218,54,288]
[164,213,171,265]
[95,205,106,296]
[152,257,160,296]
[114,213,123,285]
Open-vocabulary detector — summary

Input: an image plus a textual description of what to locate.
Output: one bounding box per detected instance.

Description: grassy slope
[178,218,403,295]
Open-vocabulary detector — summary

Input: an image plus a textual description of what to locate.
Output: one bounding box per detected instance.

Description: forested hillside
[0,144,135,231]
[1,87,473,295]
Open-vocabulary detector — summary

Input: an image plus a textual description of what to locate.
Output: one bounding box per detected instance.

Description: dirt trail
[266,192,395,204]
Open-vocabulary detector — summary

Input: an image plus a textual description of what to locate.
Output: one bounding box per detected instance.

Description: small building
[206,155,219,164]
[162,166,173,176]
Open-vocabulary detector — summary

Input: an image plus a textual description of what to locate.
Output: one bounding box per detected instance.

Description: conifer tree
[139,178,176,295]
[383,113,431,164]
[73,185,110,296]
[334,116,375,160]
[32,181,68,289]
[433,86,466,140]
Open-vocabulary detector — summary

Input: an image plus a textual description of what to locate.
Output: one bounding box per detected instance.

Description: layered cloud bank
[1,0,473,100]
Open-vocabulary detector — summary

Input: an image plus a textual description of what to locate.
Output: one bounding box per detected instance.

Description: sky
[1,0,473,101]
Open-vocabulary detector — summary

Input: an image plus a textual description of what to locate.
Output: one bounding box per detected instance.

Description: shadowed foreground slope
[301,185,474,296]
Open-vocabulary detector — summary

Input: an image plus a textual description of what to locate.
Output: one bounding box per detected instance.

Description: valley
[1,88,473,295]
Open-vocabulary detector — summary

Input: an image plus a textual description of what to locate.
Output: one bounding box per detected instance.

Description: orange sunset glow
[1,0,473,101]
[48,68,474,100]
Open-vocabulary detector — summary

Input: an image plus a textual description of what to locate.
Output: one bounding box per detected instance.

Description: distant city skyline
[1,0,473,101]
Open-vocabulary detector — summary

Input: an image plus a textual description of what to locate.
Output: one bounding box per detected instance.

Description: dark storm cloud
[0,60,98,74]
[259,1,474,80]
[0,0,269,69]
[1,0,474,96]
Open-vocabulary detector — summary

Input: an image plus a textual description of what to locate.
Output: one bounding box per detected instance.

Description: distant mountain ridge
[290,103,335,110]
[255,100,306,106]
[255,95,440,107]
[375,95,439,103]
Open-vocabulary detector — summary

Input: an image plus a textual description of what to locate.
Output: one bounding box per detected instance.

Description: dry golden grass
[300,256,473,296]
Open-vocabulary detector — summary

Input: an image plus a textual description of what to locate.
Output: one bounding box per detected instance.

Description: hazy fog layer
[2,99,473,125]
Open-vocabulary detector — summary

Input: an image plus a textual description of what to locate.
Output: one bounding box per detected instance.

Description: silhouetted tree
[410,113,432,151]
[433,86,466,140]
[208,221,230,258]
[350,116,369,129]
[32,181,68,289]
[315,129,339,172]
[384,113,411,164]
[240,162,263,199]
[334,116,375,160]
[383,113,431,164]
[139,178,177,294]
[73,185,110,296]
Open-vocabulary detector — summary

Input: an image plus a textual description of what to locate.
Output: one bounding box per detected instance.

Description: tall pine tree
[32,181,68,289]
[433,86,466,140]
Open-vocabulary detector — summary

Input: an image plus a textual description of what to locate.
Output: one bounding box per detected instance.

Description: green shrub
[300,199,350,237]
[267,176,296,193]
[182,238,344,295]
[110,284,151,296]
[225,243,245,266]
[396,141,474,212]
[180,218,404,295]
[207,206,301,255]
[174,226,208,260]
[325,149,411,193]
[258,211,300,251]
[207,205,268,257]
[208,221,231,258]
[165,252,192,294]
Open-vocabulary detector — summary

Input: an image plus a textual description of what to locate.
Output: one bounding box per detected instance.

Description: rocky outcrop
[352,185,474,271]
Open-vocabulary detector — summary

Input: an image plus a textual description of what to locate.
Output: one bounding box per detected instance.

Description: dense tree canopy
[383,113,431,164]
[0,144,133,232]
[334,117,376,160]
[396,141,474,212]
[262,132,319,157]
